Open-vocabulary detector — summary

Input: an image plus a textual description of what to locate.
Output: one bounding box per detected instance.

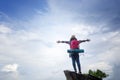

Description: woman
[57,35,90,73]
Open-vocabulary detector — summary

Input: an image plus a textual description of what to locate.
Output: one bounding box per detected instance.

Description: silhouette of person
[57,35,90,73]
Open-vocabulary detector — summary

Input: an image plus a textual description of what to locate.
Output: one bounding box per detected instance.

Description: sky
[0,0,120,80]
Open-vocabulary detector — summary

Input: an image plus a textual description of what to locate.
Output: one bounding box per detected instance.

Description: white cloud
[0,24,12,33]
[1,64,18,72]
[0,63,20,80]
[88,62,113,73]
[98,31,120,64]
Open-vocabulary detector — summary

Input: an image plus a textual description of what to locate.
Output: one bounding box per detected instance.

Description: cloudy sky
[0,0,120,80]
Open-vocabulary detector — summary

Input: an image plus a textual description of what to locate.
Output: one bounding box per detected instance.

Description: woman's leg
[76,54,81,73]
[71,55,77,72]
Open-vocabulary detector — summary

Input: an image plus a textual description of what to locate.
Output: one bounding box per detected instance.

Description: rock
[64,70,102,80]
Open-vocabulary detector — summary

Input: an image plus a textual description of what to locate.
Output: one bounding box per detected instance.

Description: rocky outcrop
[64,70,102,80]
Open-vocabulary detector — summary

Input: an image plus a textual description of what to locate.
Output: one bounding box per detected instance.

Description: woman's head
[71,35,75,38]
[70,35,77,41]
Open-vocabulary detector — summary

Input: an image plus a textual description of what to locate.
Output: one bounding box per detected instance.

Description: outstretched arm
[79,39,90,43]
[57,40,69,44]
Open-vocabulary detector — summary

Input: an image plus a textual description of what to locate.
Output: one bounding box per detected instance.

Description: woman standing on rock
[57,35,90,73]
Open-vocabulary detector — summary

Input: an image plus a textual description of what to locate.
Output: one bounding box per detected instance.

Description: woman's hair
[70,35,77,42]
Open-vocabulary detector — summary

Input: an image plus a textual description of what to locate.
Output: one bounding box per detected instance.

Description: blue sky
[0,0,120,80]
[0,0,47,20]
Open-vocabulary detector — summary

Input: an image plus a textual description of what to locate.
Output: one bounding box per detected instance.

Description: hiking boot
[75,70,77,73]
[78,71,82,74]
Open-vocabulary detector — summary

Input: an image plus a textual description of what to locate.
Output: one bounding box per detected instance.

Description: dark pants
[71,53,81,73]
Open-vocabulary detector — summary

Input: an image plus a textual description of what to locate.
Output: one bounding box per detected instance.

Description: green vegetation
[88,69,109,79]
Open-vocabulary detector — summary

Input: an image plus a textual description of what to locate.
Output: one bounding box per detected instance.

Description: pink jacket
[70,40,80,49]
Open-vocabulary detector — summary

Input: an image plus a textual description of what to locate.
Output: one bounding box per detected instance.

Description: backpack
[70,40,79,49]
